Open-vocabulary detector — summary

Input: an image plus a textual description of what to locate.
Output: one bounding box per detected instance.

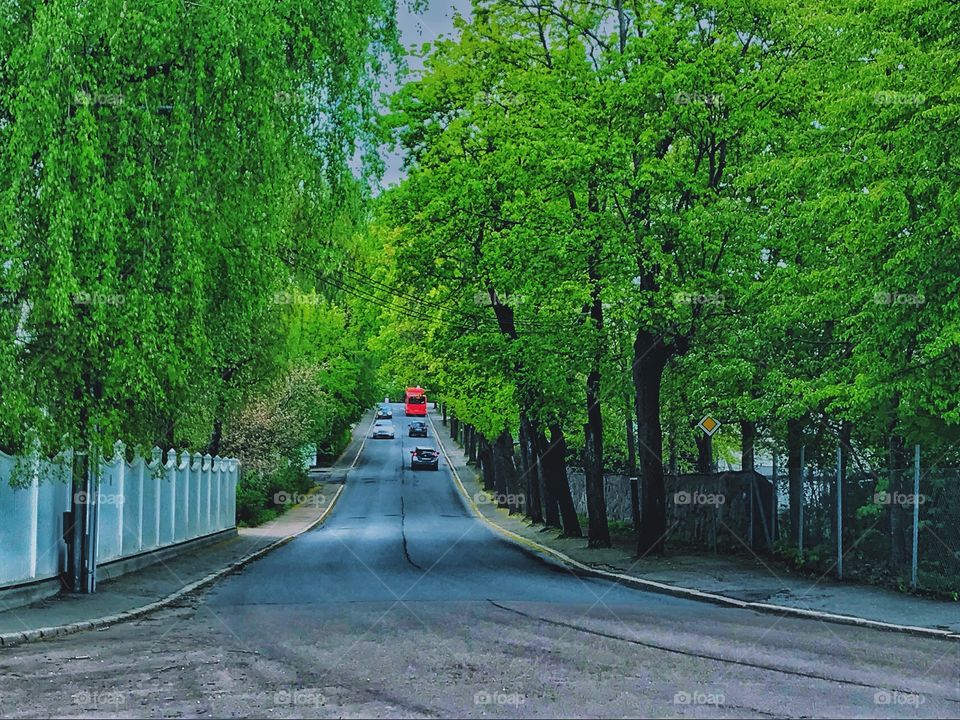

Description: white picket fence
[0,442,239,589]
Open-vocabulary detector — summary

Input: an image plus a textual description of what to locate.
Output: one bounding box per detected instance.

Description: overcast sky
[378,0,472,189]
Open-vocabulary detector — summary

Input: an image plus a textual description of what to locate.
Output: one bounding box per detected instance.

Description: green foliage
[368,0,959,569]
[0,0,399,466]
[236,464,313,528]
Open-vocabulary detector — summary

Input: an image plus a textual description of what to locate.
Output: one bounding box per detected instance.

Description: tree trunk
[546,424,581,537]
[695,432,713,473]
[668,429,677,475]
[479,436,495,492]
[583,369,610,547]
[740,420,756,471]
[888,431,910,568]
[67,446,91,592]
[450,414,458,441]
[493,429,521,513]
[491,432,507,503]
[634,330,670,556]
[520,415,543,523]
[518,418,533,518]
[787,418,803,546]
[208,417,223,458]
[536,429,561,528]
[163,420,175,451]
[468,425,478,463]
[442,402,447,426]
[581,188,609,548]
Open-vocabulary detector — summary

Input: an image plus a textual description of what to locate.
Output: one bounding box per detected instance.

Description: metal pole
[87,471,99,593]
[836,446,843,580]
[911,444,920,589]
[798,445,805,558]
[80,460,99,594]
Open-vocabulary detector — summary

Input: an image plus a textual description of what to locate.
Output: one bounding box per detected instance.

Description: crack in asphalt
[485,600,958,703]
[400,495,425,571]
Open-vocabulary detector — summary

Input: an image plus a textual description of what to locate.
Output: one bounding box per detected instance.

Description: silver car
[372,420,395,439]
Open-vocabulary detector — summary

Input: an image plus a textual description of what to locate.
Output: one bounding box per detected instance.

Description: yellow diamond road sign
[697,415,721,436]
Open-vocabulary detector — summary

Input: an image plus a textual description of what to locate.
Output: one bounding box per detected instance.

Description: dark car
[408,421,428,437]
[410,446,440,470]
[376,405,393,420]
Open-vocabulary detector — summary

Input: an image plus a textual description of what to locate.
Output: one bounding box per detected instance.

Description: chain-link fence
[567,452,958,596]
[760,451,960,596]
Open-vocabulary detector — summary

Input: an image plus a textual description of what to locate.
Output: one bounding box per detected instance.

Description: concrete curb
[0,484,345,649]
[428,415,960,643]
[0,413,376,650]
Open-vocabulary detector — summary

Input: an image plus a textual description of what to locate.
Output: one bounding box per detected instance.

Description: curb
[0,484,345,649]
[0,414,376,650]
[427,414,960,643]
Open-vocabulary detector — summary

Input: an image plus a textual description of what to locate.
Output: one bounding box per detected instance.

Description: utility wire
[341,266,583,332]
[342,267,498,328]
[320,275,497,335]
[320,273,589,361]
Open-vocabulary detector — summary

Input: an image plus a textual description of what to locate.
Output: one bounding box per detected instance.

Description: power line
[341,266,583,333]
[342,267,498,328]
[319,275,495,335]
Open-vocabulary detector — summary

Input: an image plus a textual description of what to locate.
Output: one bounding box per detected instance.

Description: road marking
[349,412,380,470]
[425,411,960,642]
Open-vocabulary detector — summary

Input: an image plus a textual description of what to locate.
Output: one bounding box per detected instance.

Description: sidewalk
[0,414,372,647]
[429,412,960,639]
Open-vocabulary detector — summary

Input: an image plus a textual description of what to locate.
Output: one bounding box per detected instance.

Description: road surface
[1,404,957,718]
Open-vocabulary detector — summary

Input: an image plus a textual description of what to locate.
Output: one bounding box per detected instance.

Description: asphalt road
[1,404,958,718]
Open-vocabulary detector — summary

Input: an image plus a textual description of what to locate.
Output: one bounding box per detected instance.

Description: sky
[378,0,472,188]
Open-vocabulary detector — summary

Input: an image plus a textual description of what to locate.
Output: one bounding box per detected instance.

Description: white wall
[0,444,240,589]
